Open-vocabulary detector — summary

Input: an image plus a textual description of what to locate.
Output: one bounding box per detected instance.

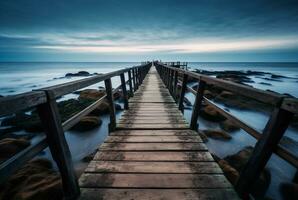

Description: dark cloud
[0,0,298,61]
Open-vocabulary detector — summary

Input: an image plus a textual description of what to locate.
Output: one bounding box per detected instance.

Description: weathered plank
[99,143,207,151]
[93,151,214,161]
[79,174,232,188]
[105,136,202,143]
[85,161,222,173]
[80,188,239,200]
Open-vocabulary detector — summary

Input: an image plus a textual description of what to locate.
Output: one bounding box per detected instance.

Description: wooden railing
[0,63,151,199]
[155,62,298,198]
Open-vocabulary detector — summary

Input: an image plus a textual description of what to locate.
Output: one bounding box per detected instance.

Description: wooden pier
[0,62,297,200]
[78,67,238,199]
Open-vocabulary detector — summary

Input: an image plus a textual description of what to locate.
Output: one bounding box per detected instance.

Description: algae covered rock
[200,105,226,122]
[0,138,30,163]
[202,129,231,140]
[72,116,102,131]
[0,159,62,200]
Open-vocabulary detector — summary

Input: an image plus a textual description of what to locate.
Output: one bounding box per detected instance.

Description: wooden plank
[80,188,239,200]
[85,161,222,174]
[105,136,202,143]
[116,123,189,129]
[118,119,187,124]
[79,174,232,188]
[93,151,214,161]
[109,130,198,136]
[99,143,207,151]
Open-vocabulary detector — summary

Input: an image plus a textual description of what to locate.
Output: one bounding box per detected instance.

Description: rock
[259,82,272,86]
[0,159,62,200]
[115,103,122,111]
[0,95,3,98]
[200,105,226,122]
[271,74,286,79]
[65,71,90,77]
[216,73,253,84]
[280,183,298,200]
[0,138,30,163]
[223,146,271,198]
[1,112,43,133]
[204,90,215,99]
[82,150,97,162]
[202,130,231,140]
[218,159,239,185]
[72,116,102,131]
[113,90,123,100]
[198,131,208,142]
[220,119,240,132]
[224,146,253,171]
[90,101,110,115]
[78,89,105,101]
[183,97,192,106]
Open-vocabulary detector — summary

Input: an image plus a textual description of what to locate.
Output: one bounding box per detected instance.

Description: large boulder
[72,116,102,131]
[0,138,30,163]
[220,119,240,132]
[78,89,105,101]
[0,159,62,200]
[218,159,239,185]
[200,105,226,122]
[65,71,91,77]
[202,130,231,140]
[223,146,271,198]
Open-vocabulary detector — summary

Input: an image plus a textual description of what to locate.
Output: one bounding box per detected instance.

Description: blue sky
[0,0,298,62]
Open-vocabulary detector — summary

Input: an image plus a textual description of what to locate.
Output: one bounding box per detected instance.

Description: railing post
[135,68,139,90]
[190,80,206,131]
[120,73,129,110]
[37,90,80,200]
[166,68,170,87]
[132,68,136,92]
[178,74,188,113]
[169,69,174,95]
[235,103,294,198]
[173,71,178,101]
[128,69,133,97]
[104,78,116,132]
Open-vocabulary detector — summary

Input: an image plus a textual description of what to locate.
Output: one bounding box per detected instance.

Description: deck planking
[79,66,239,199]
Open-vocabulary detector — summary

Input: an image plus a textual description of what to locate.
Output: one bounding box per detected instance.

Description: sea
[0,62,298,199]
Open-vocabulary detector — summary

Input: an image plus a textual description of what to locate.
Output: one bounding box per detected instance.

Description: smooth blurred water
[1,62,297,199]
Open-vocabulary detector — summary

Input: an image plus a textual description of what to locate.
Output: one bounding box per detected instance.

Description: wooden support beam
[132,68,136,92]
[37,90,80,200]
[235,106,294,197]
[104,78,116,132]
[178,74,188,113]
[190,80,206,131]
[120,73,129,110]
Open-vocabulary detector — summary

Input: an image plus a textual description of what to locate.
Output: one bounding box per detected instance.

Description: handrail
[155,61,298,198]
[0,62,152,199]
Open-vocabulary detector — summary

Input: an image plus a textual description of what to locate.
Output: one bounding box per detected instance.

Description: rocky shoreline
[0,69,297,199]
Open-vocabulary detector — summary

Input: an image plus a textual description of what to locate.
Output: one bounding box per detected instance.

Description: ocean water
[0,62,297,199]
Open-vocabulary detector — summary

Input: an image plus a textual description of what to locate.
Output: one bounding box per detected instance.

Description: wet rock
[0,138,30,163]
[218,159,239,185]
[223,146,271,197]
[65,71,91,77]
[216,73,254,84]
[0,95,3,98]
[0,159,62,200]
[202,129,231,140]
[72,116,102,131]
[220,119,240,132]
[82,150,97,162]
[200,105,226,122]
[261,77,282,82]
[90,101,110,115]
[198,131,208,142]
[259,82,272,86]
[204,90,216,99]
[115,103,122,111]
[78,89,105,101]
[113,90,123,100]
[280,182,298,200]
[183,97,192,106]
[271,74,287,79]
[224,146,253,171]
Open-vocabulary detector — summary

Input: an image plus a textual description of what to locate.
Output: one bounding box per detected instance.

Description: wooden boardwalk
[79,67,239,199]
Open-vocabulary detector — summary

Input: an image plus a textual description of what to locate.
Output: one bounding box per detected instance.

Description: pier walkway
[78,66,239,199]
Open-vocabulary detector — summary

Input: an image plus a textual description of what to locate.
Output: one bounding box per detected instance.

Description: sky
[0,0,298,62]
